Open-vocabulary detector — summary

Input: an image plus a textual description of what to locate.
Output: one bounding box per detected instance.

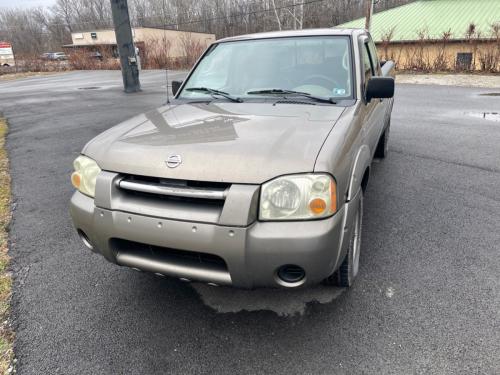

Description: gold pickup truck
[70,29,395,289]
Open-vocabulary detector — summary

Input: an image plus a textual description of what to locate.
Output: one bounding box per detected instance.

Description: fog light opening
[277,265,306,286]
[77,230,94,250]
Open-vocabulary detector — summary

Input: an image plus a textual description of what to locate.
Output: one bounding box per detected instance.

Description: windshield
[179,36,353,101]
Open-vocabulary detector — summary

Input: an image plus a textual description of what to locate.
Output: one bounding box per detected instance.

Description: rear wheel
[324,190,363,287]
[375,120,390,159]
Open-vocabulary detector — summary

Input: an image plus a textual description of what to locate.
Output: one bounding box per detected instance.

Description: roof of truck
[216,28,363,43]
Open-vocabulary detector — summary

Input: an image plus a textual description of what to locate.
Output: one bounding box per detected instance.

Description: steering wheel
[302,74,340,90]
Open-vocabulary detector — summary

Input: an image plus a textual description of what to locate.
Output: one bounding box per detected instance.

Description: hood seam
[312,107,346,172]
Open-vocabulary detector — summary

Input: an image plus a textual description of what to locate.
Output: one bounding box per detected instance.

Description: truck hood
[83,102,345,184]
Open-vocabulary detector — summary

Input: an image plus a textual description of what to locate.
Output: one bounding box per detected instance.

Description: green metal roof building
[337,0,500,71]
[338,0,500,42]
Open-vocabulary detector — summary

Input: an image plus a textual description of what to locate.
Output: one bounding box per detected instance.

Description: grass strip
[0,116,14,374]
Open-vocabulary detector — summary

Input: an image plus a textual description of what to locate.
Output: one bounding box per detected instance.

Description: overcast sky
[0,0,55,9]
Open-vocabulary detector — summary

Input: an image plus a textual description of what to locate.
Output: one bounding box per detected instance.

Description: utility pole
[110,0,141,93]
[365,0,374,31]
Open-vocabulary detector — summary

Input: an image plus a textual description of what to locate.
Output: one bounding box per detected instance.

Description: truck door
[359,36,385,157]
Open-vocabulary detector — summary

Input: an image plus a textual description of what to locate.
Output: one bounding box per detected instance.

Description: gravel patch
[397,73,500,88]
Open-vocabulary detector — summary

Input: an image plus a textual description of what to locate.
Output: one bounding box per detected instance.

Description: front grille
[117,175,230,205]
[109,174,227,224]
[122,188,225,208]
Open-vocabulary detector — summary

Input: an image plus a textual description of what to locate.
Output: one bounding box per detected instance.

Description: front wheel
[324,190,363,287]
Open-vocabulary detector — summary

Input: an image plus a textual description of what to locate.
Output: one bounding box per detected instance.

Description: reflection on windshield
[180,36,352,100]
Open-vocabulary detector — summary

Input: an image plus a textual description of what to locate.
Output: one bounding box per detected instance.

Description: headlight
[71,155,101,198]
[259,174,337,221]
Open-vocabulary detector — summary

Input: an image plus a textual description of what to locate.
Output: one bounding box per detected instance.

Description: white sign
[0,42,13,56]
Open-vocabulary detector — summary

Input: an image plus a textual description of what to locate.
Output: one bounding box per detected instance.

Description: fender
[346,145,371,202]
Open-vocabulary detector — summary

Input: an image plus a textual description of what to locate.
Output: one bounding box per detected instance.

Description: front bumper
[70,190,358,288]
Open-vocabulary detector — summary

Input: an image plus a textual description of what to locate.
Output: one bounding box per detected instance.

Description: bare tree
[0,0,425,55]
[270,0,282,30]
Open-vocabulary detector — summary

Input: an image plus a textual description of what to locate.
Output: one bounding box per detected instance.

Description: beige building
[63,27,216,65]
[338,0,500,72]
[378,39,498,72]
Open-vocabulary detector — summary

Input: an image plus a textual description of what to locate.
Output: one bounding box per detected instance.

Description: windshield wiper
[246,89,336,104]
[185,87,242,103]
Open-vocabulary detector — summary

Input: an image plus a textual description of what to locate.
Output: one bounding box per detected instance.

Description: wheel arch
[346,145,371,202]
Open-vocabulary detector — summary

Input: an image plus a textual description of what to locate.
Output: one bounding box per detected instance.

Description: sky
[0,0,55,9]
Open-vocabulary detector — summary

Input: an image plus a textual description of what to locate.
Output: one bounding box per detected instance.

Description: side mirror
[365,77,394,103]
[172,80,183,96]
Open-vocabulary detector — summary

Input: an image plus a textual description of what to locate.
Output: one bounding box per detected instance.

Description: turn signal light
[330,179,337,213]
[309,198,327,215]
[71,172,81,189]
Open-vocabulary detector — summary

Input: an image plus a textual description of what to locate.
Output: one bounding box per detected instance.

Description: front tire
[324,190,363,287]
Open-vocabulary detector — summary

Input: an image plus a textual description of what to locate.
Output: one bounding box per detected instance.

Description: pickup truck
[70,29,395,289]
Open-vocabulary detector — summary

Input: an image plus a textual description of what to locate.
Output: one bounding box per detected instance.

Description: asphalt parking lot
[1,70,499,374]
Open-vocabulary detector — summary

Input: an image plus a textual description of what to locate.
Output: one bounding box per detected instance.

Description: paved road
[1,71,499,374]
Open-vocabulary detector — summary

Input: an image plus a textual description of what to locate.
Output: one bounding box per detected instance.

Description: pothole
[466,111,500,122]
[78,86,101,90]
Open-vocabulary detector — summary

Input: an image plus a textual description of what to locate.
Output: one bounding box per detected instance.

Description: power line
[0,0,329,32]
[144,0,328,29]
